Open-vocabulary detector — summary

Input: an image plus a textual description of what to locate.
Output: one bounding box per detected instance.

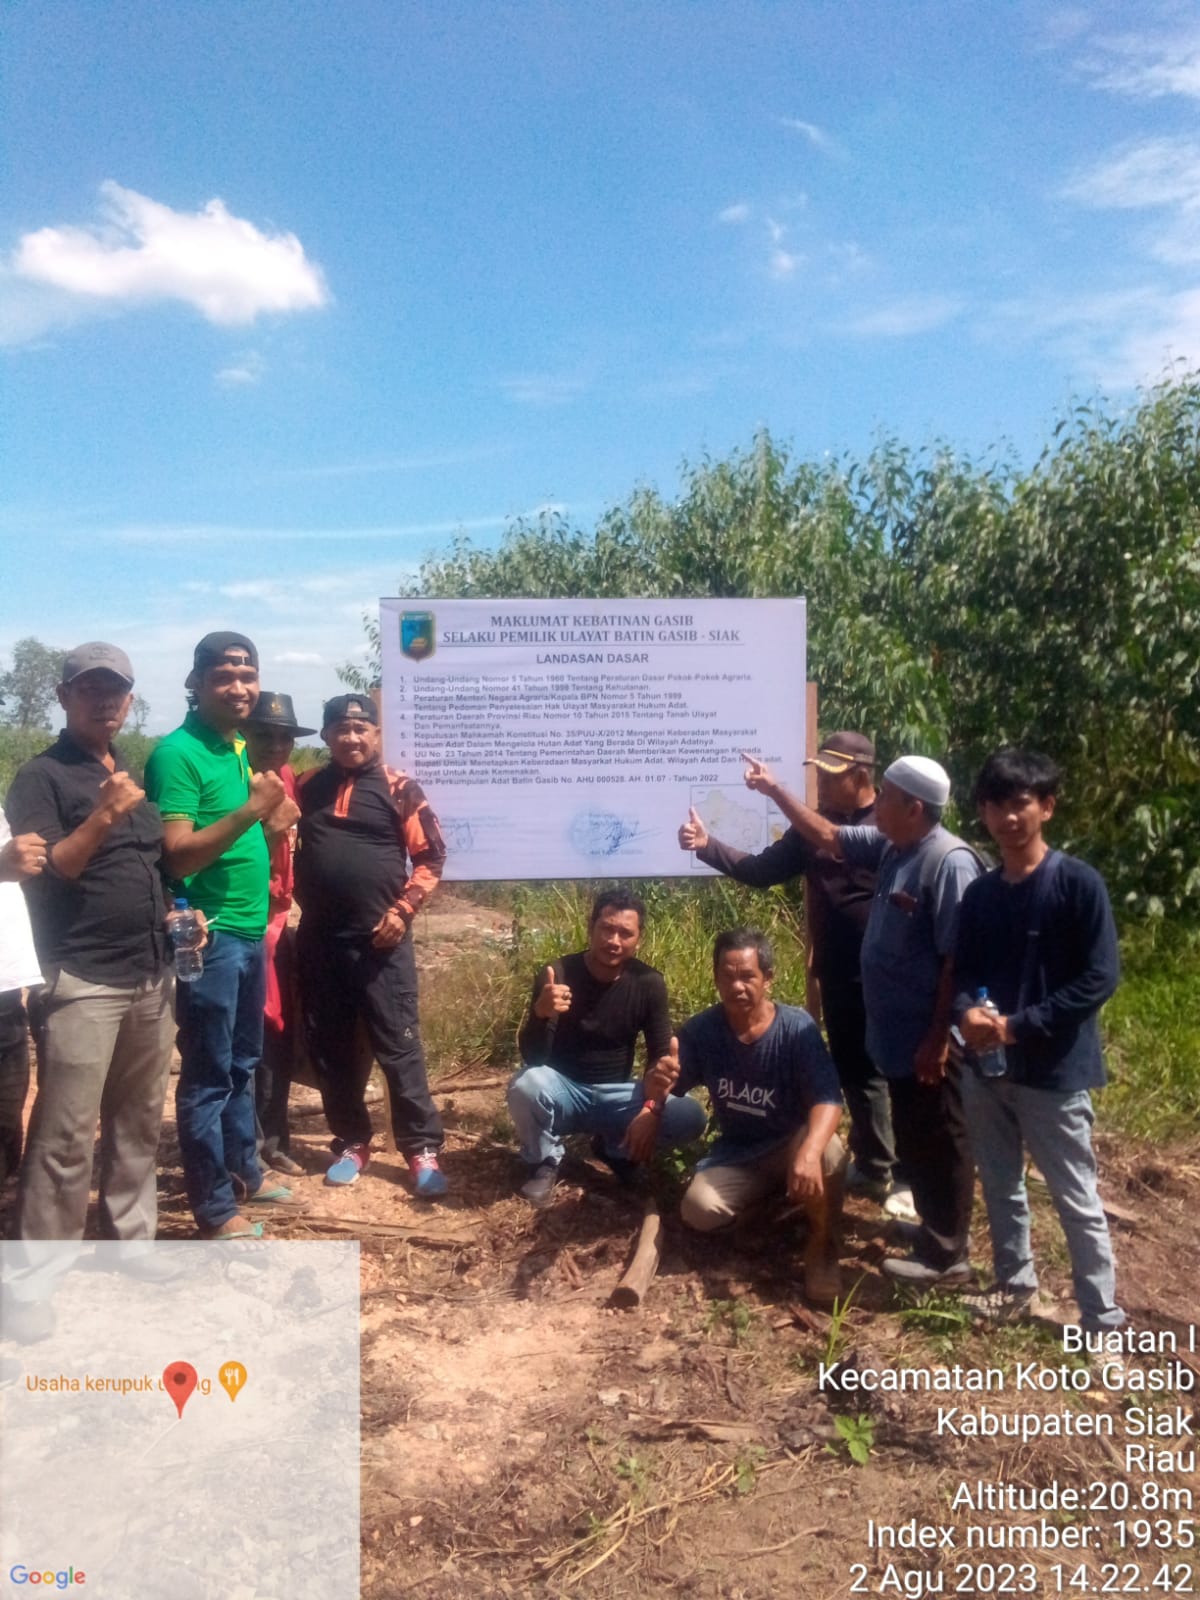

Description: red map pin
[163,1361,198,1419]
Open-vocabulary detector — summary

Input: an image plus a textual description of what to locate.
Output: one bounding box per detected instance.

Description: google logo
[8,1568,85,1589]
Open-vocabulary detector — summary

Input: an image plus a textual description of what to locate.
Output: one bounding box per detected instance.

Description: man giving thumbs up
[508,890,707,1207]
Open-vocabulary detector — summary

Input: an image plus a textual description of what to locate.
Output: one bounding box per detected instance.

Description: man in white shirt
[0,816,47,1187]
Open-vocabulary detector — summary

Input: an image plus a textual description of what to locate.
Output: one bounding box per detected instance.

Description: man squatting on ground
[294,693,449,1199]
[735,750,984,1286]
[650,927,845,1307]
[243,690,315,1178]
[0,814,44,1191]
[678,730,911,1216]
[508,889,708,1207]
[145,632,298,1240]
[954,749,1124,1330]
[5,643,191,1274]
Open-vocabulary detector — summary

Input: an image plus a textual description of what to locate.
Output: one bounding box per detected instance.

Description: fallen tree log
[608,1198,662,1309]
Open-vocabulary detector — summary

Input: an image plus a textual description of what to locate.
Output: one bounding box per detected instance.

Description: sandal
[244,1183,294,1204]
[198,1219,265,1241]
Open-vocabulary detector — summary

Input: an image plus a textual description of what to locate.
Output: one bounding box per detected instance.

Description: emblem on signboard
[400,611,436,661]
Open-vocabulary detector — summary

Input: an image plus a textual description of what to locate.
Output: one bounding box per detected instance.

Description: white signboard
[380,597,805,880]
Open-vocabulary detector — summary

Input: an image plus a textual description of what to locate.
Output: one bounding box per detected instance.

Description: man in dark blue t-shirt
[954,748,1123,1331]
[653,927,845,1306]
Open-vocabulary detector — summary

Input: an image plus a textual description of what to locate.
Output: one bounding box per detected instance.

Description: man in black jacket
[679,731,903,1207]
[954,749,1123,1330]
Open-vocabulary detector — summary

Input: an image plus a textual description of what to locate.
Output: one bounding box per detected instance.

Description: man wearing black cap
[144,632,297,1239]
[244,692,315,1177]
[294,693,449,1198]
[5,643,179,1257]
[678,732,901,1207]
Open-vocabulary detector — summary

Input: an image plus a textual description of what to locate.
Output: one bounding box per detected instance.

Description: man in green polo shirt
[145,631,298,1239]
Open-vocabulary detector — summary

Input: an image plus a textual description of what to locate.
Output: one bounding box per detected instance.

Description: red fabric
[263,765,297,1033]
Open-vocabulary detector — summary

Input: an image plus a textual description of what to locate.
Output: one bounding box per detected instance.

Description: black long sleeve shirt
[517,952,671,1087]
[953,851,1120,1092]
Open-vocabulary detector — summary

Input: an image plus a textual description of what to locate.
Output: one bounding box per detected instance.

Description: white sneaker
[882,1183,918,1222]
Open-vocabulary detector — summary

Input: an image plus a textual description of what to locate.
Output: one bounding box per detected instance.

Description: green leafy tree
[0,637,65,730]
[350,377,1200,916]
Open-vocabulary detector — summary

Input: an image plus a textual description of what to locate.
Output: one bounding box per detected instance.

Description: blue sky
[4,0,1200,731]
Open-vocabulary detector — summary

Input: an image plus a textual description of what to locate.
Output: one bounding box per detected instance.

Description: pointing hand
[740,751,776,795]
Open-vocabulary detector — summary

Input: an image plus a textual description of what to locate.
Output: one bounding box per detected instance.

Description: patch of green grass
[704,1297,756,1347]
[1101,920,1200,1139]
[894,1287,973,1350]
[733,1444,767,1494]
[416,875,810,1086]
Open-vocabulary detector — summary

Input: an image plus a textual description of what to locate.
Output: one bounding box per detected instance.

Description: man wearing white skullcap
[737,749,984,1287]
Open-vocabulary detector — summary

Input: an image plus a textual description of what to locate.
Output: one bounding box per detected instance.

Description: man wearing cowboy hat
[730,751,984,1287]
[244,691,316,1177]
[679,732,906,1214]
[4,643,185,1260]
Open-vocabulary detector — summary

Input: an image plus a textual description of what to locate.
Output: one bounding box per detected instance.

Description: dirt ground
[3,892,1198,1598]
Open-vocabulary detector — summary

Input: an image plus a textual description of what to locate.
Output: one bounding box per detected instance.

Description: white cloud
[107,506,563,548]
[215,351,264,387]
[1078,27,1200,100]
[270,444,512,481]
[717,202,751,224]
[1063,136,1200,265]
[778,116,838,154]
[1064,138,1200,210]
[988,286,1200,389]
[843,295,965,337]
[497,373,587,406]
[768,248,802,280]
[6,181,328,336]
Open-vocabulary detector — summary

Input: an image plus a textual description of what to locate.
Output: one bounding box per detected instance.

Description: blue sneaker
[409,1149,448,1199]
[325,1144,368,1186]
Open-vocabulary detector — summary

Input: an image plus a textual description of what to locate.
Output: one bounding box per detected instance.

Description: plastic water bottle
[167,898,205,983]
[975,987,1008,1078]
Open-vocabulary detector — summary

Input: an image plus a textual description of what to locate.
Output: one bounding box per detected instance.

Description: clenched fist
[95,771,144,822]
[1,832,49,881]
[266,796,301,838]
[246,769,287,820]
[534,964,572,1020]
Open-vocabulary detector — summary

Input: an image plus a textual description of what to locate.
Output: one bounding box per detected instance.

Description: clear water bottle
[167,897,205,983]
[975,987,1008,1078]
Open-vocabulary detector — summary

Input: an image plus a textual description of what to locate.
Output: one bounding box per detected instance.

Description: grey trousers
[18,966,174,1241]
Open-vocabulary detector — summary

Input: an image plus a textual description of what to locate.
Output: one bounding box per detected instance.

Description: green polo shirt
[144,711,268,940]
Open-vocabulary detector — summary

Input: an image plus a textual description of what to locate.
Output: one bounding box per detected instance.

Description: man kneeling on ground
[653,928,846,1307]
[508,889,708,1206]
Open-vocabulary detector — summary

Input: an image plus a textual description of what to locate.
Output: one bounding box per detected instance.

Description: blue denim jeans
[961,1071,1124,1331]
[175,931,266,1231]
[507,1065,708,1166]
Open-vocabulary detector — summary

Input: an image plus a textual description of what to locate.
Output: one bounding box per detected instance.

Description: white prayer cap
[883,755,951,806]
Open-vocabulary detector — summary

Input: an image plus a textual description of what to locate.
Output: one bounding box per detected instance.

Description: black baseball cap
[61,641,134,688]
[322,693,378,729]
[244,692,316,737]
[193,631,259,673]
[803,731,877,773]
